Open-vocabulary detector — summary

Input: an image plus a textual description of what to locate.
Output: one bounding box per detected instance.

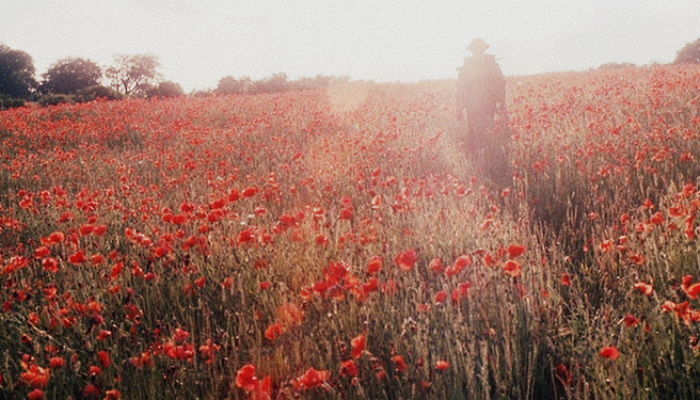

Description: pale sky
[1,1,698,92]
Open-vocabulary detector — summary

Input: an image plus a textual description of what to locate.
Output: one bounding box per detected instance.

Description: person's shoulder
[484,54,497,63]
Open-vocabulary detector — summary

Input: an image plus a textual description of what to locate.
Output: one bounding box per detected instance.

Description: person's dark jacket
[456,54,505,118]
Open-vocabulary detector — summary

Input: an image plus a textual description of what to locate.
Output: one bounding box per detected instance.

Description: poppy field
[1,65,699,399]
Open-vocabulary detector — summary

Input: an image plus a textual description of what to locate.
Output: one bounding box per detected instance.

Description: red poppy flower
[27,389,45,400]
[508,244,527,258]
[236,364,259,392]
[622,314,640,328]
[265,323,285,341]
[392,355,408,372]
[367,256,383,274]
[340,359,359,377]
[69,250,88,264]
[49,357,65,369]
[434,290,448,304]
[34,246,51,258]
[395,249,418,271]
[634,282,653,296]
[293,367,330,390]
[351,334,366,359]
[599,346,620,360]
[685,283,700,300]
[429,257,444,274]
[435,360,450,371]
[503,260,522,277]
[97,351,111,368]
[561,273,572,286]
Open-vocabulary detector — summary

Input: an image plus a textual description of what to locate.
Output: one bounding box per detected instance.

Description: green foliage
[0,94,26,110]
[675,38,700,64]
[40,57,102,94]
[0,44,36,99]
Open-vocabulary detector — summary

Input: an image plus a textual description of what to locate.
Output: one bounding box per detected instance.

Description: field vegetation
[0,65,699,399]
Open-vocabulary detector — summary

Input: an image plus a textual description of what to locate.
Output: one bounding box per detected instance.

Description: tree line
[0,48,178,108]
[2,38,699,110]
[0,44,351,110]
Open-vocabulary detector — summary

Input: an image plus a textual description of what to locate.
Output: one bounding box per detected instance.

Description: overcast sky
[1,0,699,91]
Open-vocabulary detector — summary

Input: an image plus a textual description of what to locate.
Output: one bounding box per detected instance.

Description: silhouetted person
[456,38,506,148]
[456,38,510,187]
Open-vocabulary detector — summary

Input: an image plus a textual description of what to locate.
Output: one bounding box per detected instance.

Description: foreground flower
[236,364,272,400]
[634,282,654,296]
[392,355,408,372]
[27,389,45,400]
[351,334,366,359]
[503,260,522,277]
[435,360,450,371]
[236,364,259,392]
[599,346,620,360]
[395,249,418,271]
[293,367,330,390]
[340,359,359,377]
[508,244,527,258]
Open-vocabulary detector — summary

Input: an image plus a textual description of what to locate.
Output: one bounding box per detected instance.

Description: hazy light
[1,0,698,91]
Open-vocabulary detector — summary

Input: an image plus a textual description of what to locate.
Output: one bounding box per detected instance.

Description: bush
[38,93,74,106]
[0,94,25,110]
[675,38,700,64]
[147,81,184,98]
[74,85,123,102]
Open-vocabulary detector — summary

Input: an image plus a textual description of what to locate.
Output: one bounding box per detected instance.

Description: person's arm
[456,71,467,120]
[493,64,506,108]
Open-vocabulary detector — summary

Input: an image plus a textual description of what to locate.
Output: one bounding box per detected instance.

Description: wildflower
[236,364,259,392]
[508,244,527,258]
[392,355,408,372]
[561,273,572,286]
[435,360,450,371]
[351,334,366,359]
[503,260,522,277]
[599,346,620,360]
[395,249,418,271]
[293,367,330,390]
[340,359,359,377]
[434,290,448,304]
[265,323,285,341]
[634,282,653,296]
[367,256,383,274]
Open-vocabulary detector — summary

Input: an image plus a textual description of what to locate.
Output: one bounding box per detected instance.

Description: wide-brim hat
[467,38,489,53]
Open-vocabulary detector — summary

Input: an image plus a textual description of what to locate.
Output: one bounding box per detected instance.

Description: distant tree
[41,57,102,94]
[598,62,636,70]
[105,54,160,97]
[675,38,700,64]
[215,75,251,95]
[147,81,184,98]
[0,44,36,99]
[251,73,290,94]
